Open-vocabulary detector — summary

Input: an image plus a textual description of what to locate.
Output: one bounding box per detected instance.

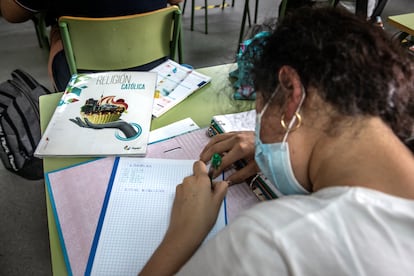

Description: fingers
[212,180,228,203]
[200,132,254,163]
[192,160,208,176]
[200,133,234,162]
[200,131,256,181]
[189,161,229,199]
[226,160,259,184]
[192,161,230,193]
[171,161,228,236]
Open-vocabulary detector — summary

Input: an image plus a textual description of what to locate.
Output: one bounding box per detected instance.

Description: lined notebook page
[86,157,226,276]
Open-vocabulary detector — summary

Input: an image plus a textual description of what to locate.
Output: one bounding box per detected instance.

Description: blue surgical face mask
[254,90,309,196]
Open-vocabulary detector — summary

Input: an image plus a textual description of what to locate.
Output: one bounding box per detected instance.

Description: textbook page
[86,157,227,276]
[150,59,211,118]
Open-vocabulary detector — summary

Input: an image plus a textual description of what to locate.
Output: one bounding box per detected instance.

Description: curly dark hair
[252,6,414,149]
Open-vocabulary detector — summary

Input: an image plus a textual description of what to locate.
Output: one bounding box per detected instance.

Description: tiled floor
[0,0,412,275]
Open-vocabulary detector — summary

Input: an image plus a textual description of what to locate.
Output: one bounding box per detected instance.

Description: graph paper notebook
[46,127,257,276]
[85,157,227,276]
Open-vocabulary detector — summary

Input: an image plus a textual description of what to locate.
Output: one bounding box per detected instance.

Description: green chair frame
[32,12,50,50]
[58,6,183,75]
[237,0,260,48]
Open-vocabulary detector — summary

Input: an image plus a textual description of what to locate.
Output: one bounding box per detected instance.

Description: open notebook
[85,157,226,276]
[46,127,258,276]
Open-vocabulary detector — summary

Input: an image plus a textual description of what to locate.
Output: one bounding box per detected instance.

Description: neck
[310,117,414,199]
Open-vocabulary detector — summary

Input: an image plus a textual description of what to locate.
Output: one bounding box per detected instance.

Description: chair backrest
[58,6,182,75]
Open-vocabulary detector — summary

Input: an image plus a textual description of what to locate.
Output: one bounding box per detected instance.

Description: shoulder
[243,186,414,230]
[179,187,414,275]
[1,0,45,23]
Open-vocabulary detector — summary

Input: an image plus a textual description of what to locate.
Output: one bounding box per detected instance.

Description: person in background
[140,6,414,275]
[0,0,183,91]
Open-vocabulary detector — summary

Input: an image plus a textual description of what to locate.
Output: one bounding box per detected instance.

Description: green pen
[208,153,222,189]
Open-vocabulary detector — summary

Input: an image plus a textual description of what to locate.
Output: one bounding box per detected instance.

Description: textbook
[150,59,212,118]
[207,110,283,199]
[34,71,157,157]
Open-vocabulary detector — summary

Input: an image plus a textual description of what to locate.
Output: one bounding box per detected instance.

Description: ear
[278,66,304,121]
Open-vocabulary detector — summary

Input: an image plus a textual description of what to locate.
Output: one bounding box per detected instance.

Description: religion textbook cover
[35,71,157,157]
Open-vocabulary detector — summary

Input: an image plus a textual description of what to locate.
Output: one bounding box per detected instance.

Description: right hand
[200,131,259,184]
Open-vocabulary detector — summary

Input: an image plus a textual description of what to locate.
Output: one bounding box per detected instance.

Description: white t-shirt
[178,187,414,275]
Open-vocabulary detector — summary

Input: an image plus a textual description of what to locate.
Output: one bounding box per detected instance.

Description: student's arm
[1,0,34,23]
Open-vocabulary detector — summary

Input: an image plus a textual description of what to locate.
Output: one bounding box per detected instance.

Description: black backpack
[0,69,52,180]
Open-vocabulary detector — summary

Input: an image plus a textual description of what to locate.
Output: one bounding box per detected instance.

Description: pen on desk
[208,153,222,189]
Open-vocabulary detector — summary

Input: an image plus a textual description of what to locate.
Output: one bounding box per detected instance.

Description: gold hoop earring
[280,112,302,131]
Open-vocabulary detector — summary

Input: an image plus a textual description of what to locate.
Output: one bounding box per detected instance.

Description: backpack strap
[11,69,44,91]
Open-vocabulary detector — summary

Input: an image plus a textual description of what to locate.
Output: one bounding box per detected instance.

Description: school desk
[387,13,414,40]
[39,63,255,275]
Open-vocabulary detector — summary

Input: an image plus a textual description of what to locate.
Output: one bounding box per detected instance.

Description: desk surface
[41,63,255,275]
[387,13,414,36]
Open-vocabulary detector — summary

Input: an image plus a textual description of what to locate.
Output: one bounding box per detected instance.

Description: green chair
[32,12,50,51]
[58,6,182,75]
[237,0,260,48]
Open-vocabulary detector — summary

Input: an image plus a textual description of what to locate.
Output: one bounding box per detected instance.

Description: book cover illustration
[35,71,157,157]
[150,59,211,118]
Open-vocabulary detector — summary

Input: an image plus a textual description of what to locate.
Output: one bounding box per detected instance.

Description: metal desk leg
[238,0,250,51]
